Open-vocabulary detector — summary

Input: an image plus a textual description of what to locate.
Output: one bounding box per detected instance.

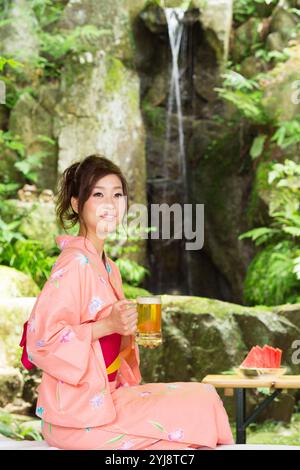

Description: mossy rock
[123,283,152,299]
[0,267,39,299]
[0,298,36,368]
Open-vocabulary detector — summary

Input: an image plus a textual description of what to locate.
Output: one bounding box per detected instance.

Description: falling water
[164,8,187,195]
[164,7,193,295]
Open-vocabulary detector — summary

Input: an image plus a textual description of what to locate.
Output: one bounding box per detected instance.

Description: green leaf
[104,433,126,444]
[250,134,267,159]
[148,420,165,432]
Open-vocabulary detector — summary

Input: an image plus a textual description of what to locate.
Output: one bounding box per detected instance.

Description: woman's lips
[100,214,116,221]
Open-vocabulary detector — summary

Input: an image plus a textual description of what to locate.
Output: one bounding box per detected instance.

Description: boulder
[0,0,39,63]
[0,297,37,368]
[0,367,23,407]
[231,18,261,62]
[9,93,58,191]
[1,200,59,252]
[270,6,298,42]
[261,44,300,121]
[0,270,39,302]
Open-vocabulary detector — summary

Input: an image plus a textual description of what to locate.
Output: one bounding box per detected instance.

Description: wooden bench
[202,374,300,444]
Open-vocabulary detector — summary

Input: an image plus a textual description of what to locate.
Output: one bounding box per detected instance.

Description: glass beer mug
[135,296,162,348]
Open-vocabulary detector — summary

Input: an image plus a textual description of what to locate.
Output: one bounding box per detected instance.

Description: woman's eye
[93,192,123,197]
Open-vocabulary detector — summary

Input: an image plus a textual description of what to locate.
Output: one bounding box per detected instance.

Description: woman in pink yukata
[22,154,234,450]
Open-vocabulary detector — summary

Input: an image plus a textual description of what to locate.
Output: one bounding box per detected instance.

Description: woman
[22,154,234,450]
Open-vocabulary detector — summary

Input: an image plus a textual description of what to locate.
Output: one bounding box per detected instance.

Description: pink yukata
[24,234,234,450]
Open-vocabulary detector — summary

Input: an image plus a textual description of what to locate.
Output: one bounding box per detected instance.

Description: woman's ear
[71,196,78,214]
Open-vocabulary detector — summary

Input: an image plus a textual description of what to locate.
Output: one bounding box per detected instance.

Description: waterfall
[164,7,193,295]
[164,8,188,195]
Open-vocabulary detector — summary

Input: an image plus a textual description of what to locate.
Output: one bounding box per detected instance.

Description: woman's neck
[77,228,105,260]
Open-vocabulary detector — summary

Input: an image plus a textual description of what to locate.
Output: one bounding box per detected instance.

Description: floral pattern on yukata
[75,252,89,266]
[36,406,44,417]
[99,275,108,286]
[89,296,105,316]
[60,329,75,343]
[26,346,34,363]
[49,268,66,288]
[148,421,185,441]
[89,388,106,409]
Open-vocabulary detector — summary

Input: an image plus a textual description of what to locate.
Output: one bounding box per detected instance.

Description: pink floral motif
[140,391,152,398]
[89,296,105,316]
[99,275,108,286]
[90,393,104,409]
[167,428,184,441]
[117,439,136,450]
[50,268,66,281]
[60,329,75,343]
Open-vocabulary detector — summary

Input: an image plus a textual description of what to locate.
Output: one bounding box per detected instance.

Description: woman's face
[73,174,127,238]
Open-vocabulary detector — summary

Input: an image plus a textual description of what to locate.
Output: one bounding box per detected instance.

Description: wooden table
[202,374,300,444]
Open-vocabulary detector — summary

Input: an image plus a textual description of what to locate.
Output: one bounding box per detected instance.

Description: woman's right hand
[107,299,138,336]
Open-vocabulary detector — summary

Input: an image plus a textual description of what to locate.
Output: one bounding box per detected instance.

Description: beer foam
[136,296,161,304]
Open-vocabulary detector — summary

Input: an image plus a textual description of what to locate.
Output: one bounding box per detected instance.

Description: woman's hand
[107,299,138,336]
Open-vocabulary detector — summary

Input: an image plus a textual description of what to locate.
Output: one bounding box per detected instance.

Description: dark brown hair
[56,154,129,233]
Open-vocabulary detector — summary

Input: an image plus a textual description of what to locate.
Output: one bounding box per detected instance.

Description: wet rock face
[136,4,232,299]
[0,0,39,62]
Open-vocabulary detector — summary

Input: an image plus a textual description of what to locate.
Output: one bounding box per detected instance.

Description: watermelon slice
[275,348,282,368]
[241,346,256,367]
[240,345,282,368]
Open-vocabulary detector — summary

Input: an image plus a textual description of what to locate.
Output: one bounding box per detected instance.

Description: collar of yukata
[56,234,111,275]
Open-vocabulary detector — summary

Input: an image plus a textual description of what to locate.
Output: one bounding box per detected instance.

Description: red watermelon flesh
[241,347,256,367]
[240,345,282,368]
[275,348,282,368]
[263,345,272,368]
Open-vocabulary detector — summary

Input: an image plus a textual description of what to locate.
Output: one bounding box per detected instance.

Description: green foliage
[14,151,50,183]
[38,25,111,62]
[116,258,149,287]
[2,238,58,289]
[0,131,55,184]
[0,130,25,157]
[240,159,300,305]
[250,134,267,159]
[215,71,269,124]
[255,47,292,64]
[0,207,58,289]
[271,117,300,149]
[233,0,278,24]
[0,410,42,441]
[0,56,21,72]
[243,240,300,305]
[31,0,66,28]
[123,283,152,299]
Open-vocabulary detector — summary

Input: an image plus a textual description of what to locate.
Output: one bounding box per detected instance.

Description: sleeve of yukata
[26,250,96,387]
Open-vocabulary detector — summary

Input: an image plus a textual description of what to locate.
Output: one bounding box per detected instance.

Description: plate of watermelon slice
[236,345,286,377]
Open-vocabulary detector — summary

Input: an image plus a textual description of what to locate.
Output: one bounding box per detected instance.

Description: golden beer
[135,296,162,347]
